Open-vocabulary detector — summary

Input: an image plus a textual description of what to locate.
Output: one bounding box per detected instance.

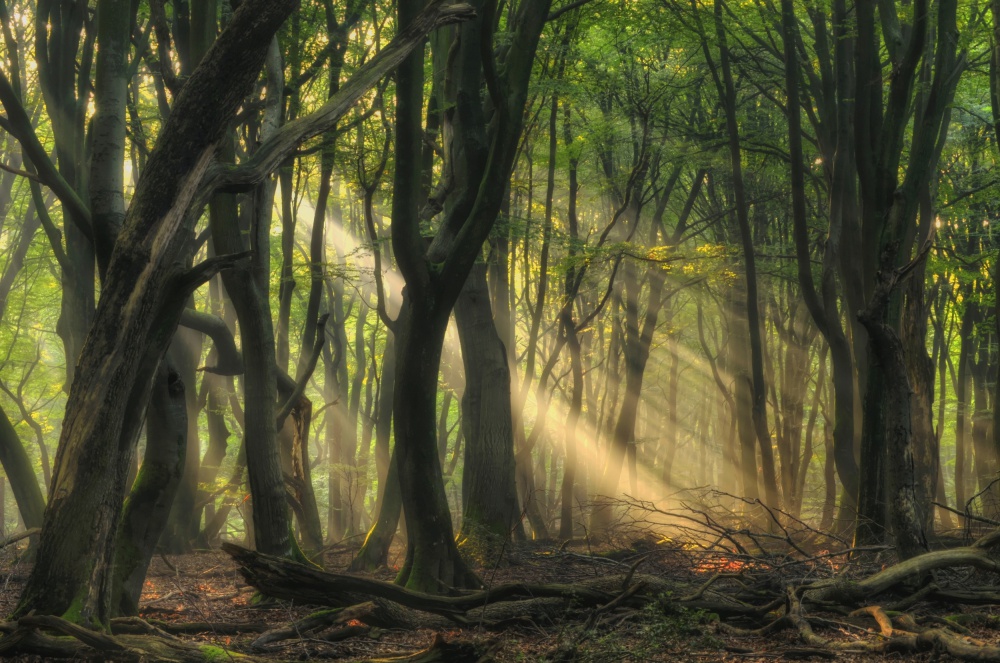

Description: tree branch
[211,1,476,194]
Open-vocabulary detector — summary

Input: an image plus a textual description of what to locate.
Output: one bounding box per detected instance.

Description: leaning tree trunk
[13,0,298,624]
[0,404,44,532]
[713,0,779,509]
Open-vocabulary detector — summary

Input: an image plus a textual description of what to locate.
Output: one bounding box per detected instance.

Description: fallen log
[804,528,1000,605]
[252,602,376,650]
[222,541,776,630]
[222,542,620,613]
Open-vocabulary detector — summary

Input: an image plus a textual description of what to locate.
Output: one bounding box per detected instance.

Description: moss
[60,596,85,623]
[289,525,322,569]
[457,520,506,565]
[59,592,105,630]
[199,644,243,662]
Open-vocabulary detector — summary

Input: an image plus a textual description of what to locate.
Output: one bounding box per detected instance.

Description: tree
[9,0,476,623]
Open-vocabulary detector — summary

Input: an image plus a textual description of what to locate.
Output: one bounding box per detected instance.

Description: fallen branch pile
[217,530,1000,661]
[9,493,1000,661]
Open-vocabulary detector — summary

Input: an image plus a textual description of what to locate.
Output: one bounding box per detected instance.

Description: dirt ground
[0,536,968,662]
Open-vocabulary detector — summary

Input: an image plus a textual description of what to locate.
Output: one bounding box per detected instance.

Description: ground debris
[6,511,1000,662]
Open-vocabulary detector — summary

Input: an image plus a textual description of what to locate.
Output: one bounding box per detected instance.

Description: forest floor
[1,529,983,662]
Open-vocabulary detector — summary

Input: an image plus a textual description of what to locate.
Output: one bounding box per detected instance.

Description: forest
[3,0,1000,660]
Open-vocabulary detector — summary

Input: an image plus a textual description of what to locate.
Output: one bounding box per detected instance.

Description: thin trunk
[955,294,976,515]
[714,0,779,508]
[0,405,44,531]
[351,313,401,571]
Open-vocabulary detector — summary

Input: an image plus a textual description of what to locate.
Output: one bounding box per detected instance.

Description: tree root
[769,584,1000,661]
[110,616,270,636]
[222,542,639,613]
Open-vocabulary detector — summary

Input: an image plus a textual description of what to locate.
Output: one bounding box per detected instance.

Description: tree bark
[454,263,523,549]
[112,356,188,616]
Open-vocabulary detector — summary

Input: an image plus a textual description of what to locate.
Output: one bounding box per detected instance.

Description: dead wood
[224,542,655,612]
[111,617,271,636]
[804,528,1000,605]
[0,527,39,549]
[251,601,376,650]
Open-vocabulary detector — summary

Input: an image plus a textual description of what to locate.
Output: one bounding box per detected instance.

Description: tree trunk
[351,311,402,571]
[0,404,44,531]
[454,263,523,549]
[731,279,760,502]
[12,0,307,616]
[901,236,937,534]
[212,95,293,558]
[113,356,187,616]
[971,334,999,514]
[394,301,479,591]
[713,0,779,509]
[955,295,976,517]
[389,0,550,592]
[161,325,204,553]
[859,303,929,560]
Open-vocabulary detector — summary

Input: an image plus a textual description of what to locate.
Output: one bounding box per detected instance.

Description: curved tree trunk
[393,300,479,591]
[14,0,298,623]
